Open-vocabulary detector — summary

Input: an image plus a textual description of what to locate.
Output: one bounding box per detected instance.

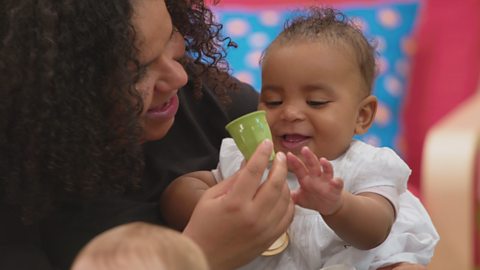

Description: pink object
[402,0,480,193]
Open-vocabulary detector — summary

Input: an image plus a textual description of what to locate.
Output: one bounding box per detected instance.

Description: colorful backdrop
[212,0,480,194]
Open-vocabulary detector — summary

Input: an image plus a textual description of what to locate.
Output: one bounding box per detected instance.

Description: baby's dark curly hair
[0,0,232,223]
[261,6,376,93]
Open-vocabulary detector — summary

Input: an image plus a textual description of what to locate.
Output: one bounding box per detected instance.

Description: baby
[71,222,209,270]
[160,6,438,270]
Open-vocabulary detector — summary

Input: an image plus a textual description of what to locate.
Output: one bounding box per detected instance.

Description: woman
[0,0,293,269]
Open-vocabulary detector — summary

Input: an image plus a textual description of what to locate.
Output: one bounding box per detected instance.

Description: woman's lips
[279,134,310,151]
[146,94,179,121]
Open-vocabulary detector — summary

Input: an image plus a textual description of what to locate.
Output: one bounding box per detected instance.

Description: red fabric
[402,0,480,193]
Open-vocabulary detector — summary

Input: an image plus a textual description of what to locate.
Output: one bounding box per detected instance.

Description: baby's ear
[354,95,377,135]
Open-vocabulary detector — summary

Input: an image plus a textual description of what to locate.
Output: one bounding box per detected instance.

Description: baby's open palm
[287,147,344,215]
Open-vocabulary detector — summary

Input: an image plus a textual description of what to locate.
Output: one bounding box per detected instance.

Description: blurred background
[211,0,479,193]
[210,0,480,268]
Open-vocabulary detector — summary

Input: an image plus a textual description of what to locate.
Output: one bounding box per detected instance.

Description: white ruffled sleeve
[368,190,440,269]
[335,140,410,195]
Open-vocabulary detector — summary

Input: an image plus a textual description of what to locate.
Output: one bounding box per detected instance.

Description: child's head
[71,222,209,270]
[258,7,378,160]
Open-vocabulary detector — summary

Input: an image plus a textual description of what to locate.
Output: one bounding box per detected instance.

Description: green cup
[225,110,275,161]
[226,110,288,255]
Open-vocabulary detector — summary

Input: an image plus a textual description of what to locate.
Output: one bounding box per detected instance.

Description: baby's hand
[287,147,343,215]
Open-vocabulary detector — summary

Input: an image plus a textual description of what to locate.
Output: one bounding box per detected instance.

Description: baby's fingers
[319,157,343,190]
[300,147,322,175]
[330,177,344,191]
[319,158,333,178]
[286,152,308,180]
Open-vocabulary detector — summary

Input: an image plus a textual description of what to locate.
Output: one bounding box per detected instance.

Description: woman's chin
[142,118,175,142]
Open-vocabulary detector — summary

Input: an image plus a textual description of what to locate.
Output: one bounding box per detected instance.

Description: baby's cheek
[257,103,267,111]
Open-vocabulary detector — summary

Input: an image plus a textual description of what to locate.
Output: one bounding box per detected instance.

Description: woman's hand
[183,140,294,270]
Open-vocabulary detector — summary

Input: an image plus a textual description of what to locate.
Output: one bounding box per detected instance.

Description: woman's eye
[133,65,149,83]
[306,100,329,107]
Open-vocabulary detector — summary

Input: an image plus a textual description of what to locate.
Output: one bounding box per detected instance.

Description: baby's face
[258,41,370,160]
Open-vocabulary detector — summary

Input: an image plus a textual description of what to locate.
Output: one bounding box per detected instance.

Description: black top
[141,77,259,201]
[0,78,258,270]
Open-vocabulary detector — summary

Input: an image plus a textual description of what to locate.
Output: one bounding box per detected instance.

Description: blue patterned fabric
[213,2,419,153]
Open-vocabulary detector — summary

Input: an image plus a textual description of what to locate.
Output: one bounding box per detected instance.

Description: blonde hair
[71,222,209,270]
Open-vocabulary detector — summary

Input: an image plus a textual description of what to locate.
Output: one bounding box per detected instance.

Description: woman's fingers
[254,151,294,237]
[228,139,274,200]
[255,178,294,247]
[268,181,295,237]
[205,176,237,198]
[254,151,289,208]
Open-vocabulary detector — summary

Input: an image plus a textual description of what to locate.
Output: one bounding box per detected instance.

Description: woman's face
[132,0,188,141]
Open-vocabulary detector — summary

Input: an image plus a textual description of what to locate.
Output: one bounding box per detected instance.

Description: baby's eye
[306,100,329,107]
[263,100,282,107]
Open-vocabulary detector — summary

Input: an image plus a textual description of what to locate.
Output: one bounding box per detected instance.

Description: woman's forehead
[132,0,172,62]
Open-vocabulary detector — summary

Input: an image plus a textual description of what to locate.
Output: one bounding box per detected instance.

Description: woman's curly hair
[168,0,236,101]
[0,0,232,223]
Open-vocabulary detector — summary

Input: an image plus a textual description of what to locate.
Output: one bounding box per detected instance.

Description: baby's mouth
[279,134,310,151]
[283,134,309,142]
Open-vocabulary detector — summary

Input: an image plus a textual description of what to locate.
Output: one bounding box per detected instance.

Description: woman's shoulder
[0,202,53,270]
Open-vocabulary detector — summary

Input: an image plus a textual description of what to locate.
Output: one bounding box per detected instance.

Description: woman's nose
[156,32,188,91]
[158,58,188,91]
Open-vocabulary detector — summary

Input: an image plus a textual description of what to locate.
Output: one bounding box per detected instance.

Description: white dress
[212,139,439,270]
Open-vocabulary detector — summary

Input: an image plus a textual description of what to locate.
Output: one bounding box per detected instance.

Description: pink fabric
[402,0,480,193]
